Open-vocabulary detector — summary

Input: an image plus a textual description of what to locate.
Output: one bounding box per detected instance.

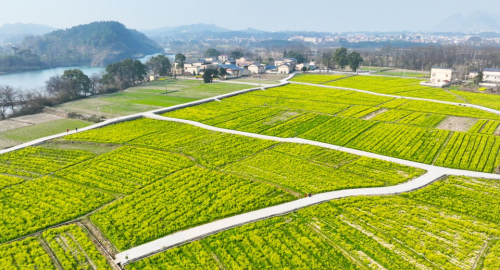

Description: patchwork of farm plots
[294,74,500,112]
[0,224,112,269]
[0,118,424,265]
[127,175,500,270]
[163,84,500,172]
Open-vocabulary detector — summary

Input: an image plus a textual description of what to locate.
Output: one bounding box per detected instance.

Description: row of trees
[319,47,364,72]
[358,44,500,77]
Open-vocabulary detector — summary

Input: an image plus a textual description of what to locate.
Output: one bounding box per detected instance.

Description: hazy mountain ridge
[0,23,56,43]
[20,21,163,66]
[434,11,500,32]
[143,23,231,36]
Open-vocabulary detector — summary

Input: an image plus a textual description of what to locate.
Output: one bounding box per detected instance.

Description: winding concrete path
[113,113,500,266]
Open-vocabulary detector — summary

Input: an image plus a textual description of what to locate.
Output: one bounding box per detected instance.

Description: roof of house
[219,64,241,71]
[266,65,277,70]
[484,68,500,72]
[432,67,454,70]
[249,62,264,67]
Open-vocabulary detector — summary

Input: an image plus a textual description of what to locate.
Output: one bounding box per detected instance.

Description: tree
[333,47,349,70]
[61,69,92,98]
[202,69,218,83]
[347,52,364,72]
[321,52,334,70]
[175,53,186,69]
[205,48,220,58]
[284,50,305,63]
[219,67,228,79]
[0,86,18,117]
[474,71,483,85]
[146,55,171,76]
[103,58,147,89]
[301,66,308,73]
[230,51,243,60]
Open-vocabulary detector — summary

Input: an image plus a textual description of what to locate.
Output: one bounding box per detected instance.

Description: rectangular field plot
[55,146,194,194]
[91,166,295,250]
[0,237,56,269]
[468,119,500,135]
[42,224,112,270]
[290,73,350,84]
[346,123,450,164]
[0,174,25,190]
[0,147,95,177]
[397,112,446,127]
[127,175,500,270]
[434,132,500,172]
[0,177,113,243]
[222,143,425,194]
[300,116,378,145]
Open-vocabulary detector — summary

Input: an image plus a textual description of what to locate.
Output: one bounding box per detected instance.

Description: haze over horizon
[1,0,499,33]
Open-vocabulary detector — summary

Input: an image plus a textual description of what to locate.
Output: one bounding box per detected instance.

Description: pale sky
[0,0,499,32]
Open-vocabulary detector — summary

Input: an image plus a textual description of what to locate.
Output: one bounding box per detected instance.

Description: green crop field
[127,175,500,270]
[54,79,254,118]
[162,83,500,172]
[0,117,422,255]
[3,73,500,269]
[0,224,113,269]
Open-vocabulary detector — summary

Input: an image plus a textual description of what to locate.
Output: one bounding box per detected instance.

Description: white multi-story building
[429,67,456,86]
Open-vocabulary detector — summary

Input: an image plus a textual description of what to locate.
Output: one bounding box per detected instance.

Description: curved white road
[113,114,500,266]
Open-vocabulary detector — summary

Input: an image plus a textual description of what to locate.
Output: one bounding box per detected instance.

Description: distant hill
[21,21,163,66]
[144,23,231,36]
[0,23,56,43]
[434,11,500,33]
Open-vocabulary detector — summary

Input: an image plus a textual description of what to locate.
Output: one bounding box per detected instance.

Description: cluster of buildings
[423,67,500,87]
[176,55,316,78]
[288,33,500,46]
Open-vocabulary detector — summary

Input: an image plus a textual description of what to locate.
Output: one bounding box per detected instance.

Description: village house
[468,71,479,80]
[248,63,266,74]
[482,68,500,86]
[426,67,456,87]
[218,55,229,62]
[277,63,293,74]
[275,58,297,70]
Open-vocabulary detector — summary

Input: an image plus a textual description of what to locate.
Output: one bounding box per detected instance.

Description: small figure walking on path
[66,128,69,133]
[75,127,78,132]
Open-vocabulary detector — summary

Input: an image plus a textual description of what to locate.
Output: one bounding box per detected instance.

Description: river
[0,53,173,90]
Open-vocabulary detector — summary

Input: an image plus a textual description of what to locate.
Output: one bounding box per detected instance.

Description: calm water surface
[0,53,172,90]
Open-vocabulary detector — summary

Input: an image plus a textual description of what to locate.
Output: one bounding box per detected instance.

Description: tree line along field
[0,118,425,266]
[126,175,500,270]
[0,224,112,269]
[292,73,500,111]
[162,83,500,172]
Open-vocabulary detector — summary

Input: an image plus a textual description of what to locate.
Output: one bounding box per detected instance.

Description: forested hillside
[20,21,162,67]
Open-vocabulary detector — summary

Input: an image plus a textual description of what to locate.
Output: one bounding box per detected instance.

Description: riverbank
[0,78,257,149]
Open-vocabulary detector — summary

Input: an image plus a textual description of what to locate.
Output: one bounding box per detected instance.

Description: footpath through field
[112,113,500,266]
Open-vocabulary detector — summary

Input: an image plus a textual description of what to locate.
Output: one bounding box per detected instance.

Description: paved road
[113,114,500,266]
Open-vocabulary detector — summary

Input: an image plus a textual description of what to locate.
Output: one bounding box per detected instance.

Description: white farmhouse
[429,67,456,86]
[482,68,500,86]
